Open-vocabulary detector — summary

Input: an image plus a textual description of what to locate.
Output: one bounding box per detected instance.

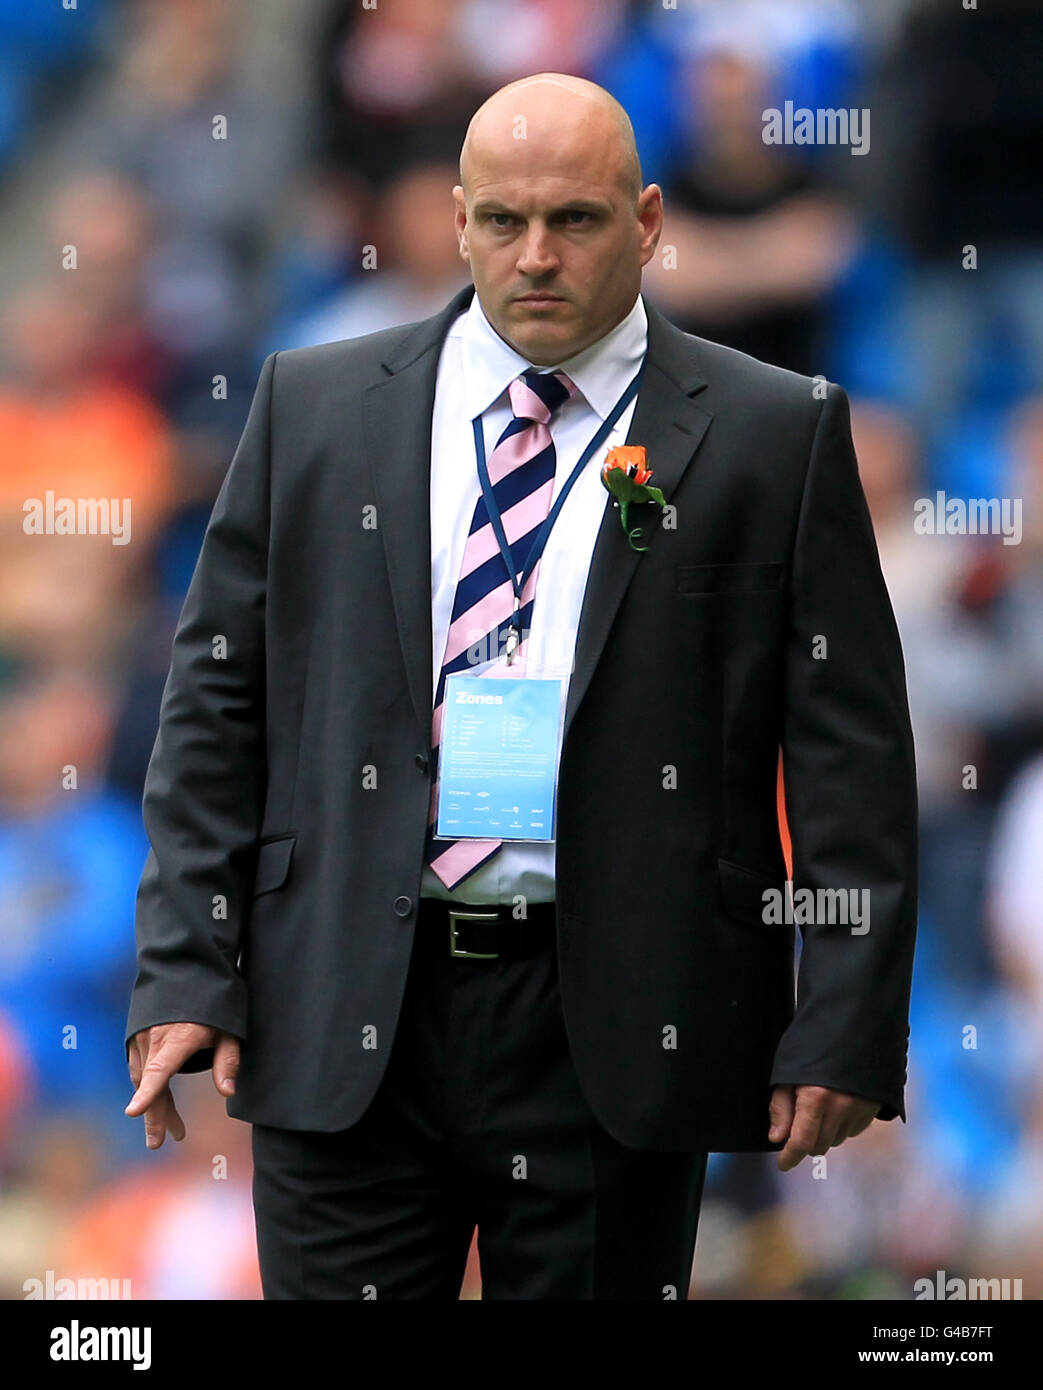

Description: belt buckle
[448,907,500,959]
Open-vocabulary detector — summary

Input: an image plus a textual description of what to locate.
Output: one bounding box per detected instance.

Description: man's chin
[502,312,576,353]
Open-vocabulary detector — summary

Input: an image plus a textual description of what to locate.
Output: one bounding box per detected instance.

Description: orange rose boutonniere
[600,445,666,552]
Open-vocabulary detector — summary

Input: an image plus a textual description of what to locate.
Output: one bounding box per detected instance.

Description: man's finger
[768,1085,795,1144]
[829,1120,852,1148]
[812,1114,844,1155]
[778,1105,822,1171]
[144,1087,187,1149]
[125,1042,184,1116]
[213,1034,240,1097]
[818,1100,877,1154]
[143,1087,168,1149]
[127,1042,143,1091]
[844,1105,878,1139]
[164,1089,186,1143]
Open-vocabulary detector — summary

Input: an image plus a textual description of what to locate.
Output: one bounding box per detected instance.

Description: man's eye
[490,214,514,228]
[564,211,592,224]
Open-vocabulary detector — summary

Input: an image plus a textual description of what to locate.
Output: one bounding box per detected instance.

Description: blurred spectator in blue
[0,670,147,1159]
[642,46,858,375]
[263,165,369,353]
[86,0,301,415]
[277,159,469,349]
[890,0,1043,433]
[596,0,864,195]
[0,0,109,169]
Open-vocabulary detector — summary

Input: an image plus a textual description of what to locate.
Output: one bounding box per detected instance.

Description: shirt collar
[459,288,647,422]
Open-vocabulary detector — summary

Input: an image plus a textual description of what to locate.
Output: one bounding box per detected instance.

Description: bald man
[125,74,918,1300]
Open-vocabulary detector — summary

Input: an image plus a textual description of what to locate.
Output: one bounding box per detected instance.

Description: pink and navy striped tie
[425,368,577,891]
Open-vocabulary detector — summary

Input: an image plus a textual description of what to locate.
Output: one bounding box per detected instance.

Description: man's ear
[637,184,664,265]
[453,186,470,263]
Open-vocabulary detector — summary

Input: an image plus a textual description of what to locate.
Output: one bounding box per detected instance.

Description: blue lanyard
[472,362,645,660]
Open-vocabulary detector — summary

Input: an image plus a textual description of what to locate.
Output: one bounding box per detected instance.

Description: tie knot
[508,369,576,424]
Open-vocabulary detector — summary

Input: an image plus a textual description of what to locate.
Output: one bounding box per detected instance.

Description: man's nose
[516,224,559,277]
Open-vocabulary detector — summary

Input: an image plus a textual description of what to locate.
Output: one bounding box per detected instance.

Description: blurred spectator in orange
[60,1082,261,1299]
[0,523,139,675]
[0,1117,105,1300]
[0,282,175,549]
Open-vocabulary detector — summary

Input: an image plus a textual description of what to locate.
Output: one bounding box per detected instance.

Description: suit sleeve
[124,352,277,1075]
[770,382,919,1122]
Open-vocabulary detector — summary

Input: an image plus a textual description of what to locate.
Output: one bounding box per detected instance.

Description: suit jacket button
[415,754,428,774]
[393,895,413,917]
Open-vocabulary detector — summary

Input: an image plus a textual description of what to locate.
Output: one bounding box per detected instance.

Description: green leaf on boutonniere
[602,478,667,551]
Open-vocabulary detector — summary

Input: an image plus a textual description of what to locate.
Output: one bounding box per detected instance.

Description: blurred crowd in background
[0,0,1041,1301]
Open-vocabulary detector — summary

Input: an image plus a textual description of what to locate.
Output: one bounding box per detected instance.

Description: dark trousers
[251,903,708,1300]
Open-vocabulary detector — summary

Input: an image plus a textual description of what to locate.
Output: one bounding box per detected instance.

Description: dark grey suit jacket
[125,282,918,1152]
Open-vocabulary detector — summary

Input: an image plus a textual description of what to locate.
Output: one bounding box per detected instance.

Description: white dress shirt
[420,287,648,905]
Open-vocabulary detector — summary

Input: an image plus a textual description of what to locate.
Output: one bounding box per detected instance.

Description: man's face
[453,169,662,365]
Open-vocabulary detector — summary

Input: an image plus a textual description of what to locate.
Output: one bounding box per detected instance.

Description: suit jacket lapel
[562,323,712,746]
[363,284,474,734]
[362,285,713,745]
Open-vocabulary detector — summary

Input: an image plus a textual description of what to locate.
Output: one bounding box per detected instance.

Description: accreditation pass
[435,674,564,841]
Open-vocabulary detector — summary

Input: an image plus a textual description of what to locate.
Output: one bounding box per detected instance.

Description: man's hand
[125,1022,240,1149]
[768,1083,880,1171]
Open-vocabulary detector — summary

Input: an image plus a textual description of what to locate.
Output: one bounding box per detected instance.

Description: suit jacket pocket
[676,562,784,595]
[717,857,788,935]
[252,834,296,897]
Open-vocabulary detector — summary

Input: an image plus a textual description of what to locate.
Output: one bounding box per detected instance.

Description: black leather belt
[417,898,556,959]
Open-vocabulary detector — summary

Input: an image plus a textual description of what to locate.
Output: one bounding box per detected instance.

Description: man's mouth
[514,292,565,304]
